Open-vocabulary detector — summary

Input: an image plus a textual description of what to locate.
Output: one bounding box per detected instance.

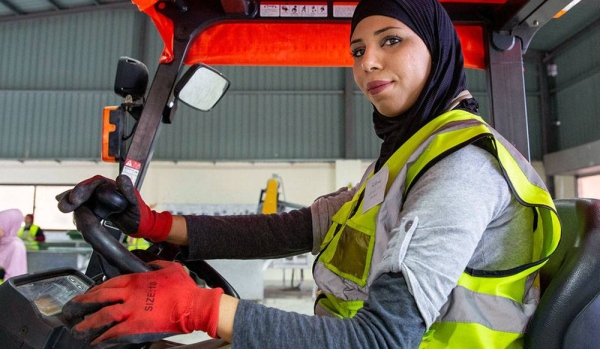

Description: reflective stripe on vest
[18,225,40,250]
[127,237,151,251]
[312,110,561,348]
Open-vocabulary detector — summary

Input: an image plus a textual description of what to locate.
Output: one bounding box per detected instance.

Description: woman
[0,209,27,281]
[58,0,560,347]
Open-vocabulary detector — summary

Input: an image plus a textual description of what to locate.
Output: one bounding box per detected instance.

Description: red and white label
[122,158,142,184]
[125,158,142,170]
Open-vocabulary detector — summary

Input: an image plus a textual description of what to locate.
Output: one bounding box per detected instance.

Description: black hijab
[351,0,479,171]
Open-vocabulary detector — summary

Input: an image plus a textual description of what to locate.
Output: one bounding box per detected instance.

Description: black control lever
[80,182,153,275]
[74,205,152,273]
[89,183,128,220]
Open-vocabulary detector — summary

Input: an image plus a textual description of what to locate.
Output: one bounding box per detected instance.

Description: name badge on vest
[363,165,389,213]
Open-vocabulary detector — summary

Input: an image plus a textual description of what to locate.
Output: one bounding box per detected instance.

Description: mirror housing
[174,64,230,111]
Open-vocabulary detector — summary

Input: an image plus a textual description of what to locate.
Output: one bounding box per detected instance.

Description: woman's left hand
[63,260,224,348]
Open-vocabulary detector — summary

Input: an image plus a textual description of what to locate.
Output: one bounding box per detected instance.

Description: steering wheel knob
[91,183,128,219]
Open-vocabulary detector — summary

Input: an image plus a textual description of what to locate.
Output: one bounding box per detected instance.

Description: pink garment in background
[0,209,27,280]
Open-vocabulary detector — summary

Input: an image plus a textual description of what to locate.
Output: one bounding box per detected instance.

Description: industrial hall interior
[1,0,600,348]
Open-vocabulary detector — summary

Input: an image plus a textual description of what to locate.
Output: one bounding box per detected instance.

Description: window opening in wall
[577,174,600,199]
[0,185,76,231]
[35,186,76,230]
[0,185,35,217]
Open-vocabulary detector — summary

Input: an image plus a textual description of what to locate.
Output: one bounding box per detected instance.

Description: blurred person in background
[18,213,46,250]
[0,209,27,283]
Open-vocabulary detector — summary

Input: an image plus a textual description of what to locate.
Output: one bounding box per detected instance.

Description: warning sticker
[122,158,142,184]
[125,158,141,170]
[282,3,327,17]
[260,4,280,17]
[259,2,328,17]
[333,2,356,18]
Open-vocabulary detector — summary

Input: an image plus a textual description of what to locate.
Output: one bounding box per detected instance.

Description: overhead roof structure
[110,0,584,160]
[0,0,131,21]
[0,0,596,52]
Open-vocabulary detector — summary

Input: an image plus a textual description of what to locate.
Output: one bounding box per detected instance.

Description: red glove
[63,260,224,347]
[56,174,172,242]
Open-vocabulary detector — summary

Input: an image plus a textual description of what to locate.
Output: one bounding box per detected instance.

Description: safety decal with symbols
[260,2,328,17]
[122,158,142,185]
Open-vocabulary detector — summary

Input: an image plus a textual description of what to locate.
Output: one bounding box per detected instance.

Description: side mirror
[174,64,230,111]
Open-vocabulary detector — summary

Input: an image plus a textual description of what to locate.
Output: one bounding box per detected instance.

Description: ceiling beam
[0,2,133,23]
[543,16,600,63]
[0,0,25,15]
[46,0,65,10]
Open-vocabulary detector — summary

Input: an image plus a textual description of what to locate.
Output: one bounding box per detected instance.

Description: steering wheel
[72,184,239,298]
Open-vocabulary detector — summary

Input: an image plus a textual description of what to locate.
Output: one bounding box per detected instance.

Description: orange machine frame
[133,0,507,70]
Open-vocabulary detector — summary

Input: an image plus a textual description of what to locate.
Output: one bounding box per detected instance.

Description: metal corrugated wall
[0,11,137,90]
[157,92,345,160]
[465,69,490,121]
[154,66,348,160]
[0,8,569,162]
[0,91,117,159]
[0,9,140,160]
[554,26,600,150]
[352,93,381,159]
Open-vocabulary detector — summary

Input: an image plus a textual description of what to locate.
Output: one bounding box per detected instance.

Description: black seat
[524,198,600,349]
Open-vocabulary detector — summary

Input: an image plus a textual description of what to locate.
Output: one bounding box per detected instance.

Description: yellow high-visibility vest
[313,110,561,348]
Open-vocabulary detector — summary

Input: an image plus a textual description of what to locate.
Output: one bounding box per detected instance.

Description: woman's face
[350,15,431,117]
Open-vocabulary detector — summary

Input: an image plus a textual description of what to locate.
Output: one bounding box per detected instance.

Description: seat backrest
[524,198,600,349]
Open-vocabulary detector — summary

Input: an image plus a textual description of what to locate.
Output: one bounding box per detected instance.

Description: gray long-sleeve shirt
[181,145,533,348]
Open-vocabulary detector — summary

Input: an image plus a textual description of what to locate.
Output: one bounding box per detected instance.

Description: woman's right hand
[56,175,173,242]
